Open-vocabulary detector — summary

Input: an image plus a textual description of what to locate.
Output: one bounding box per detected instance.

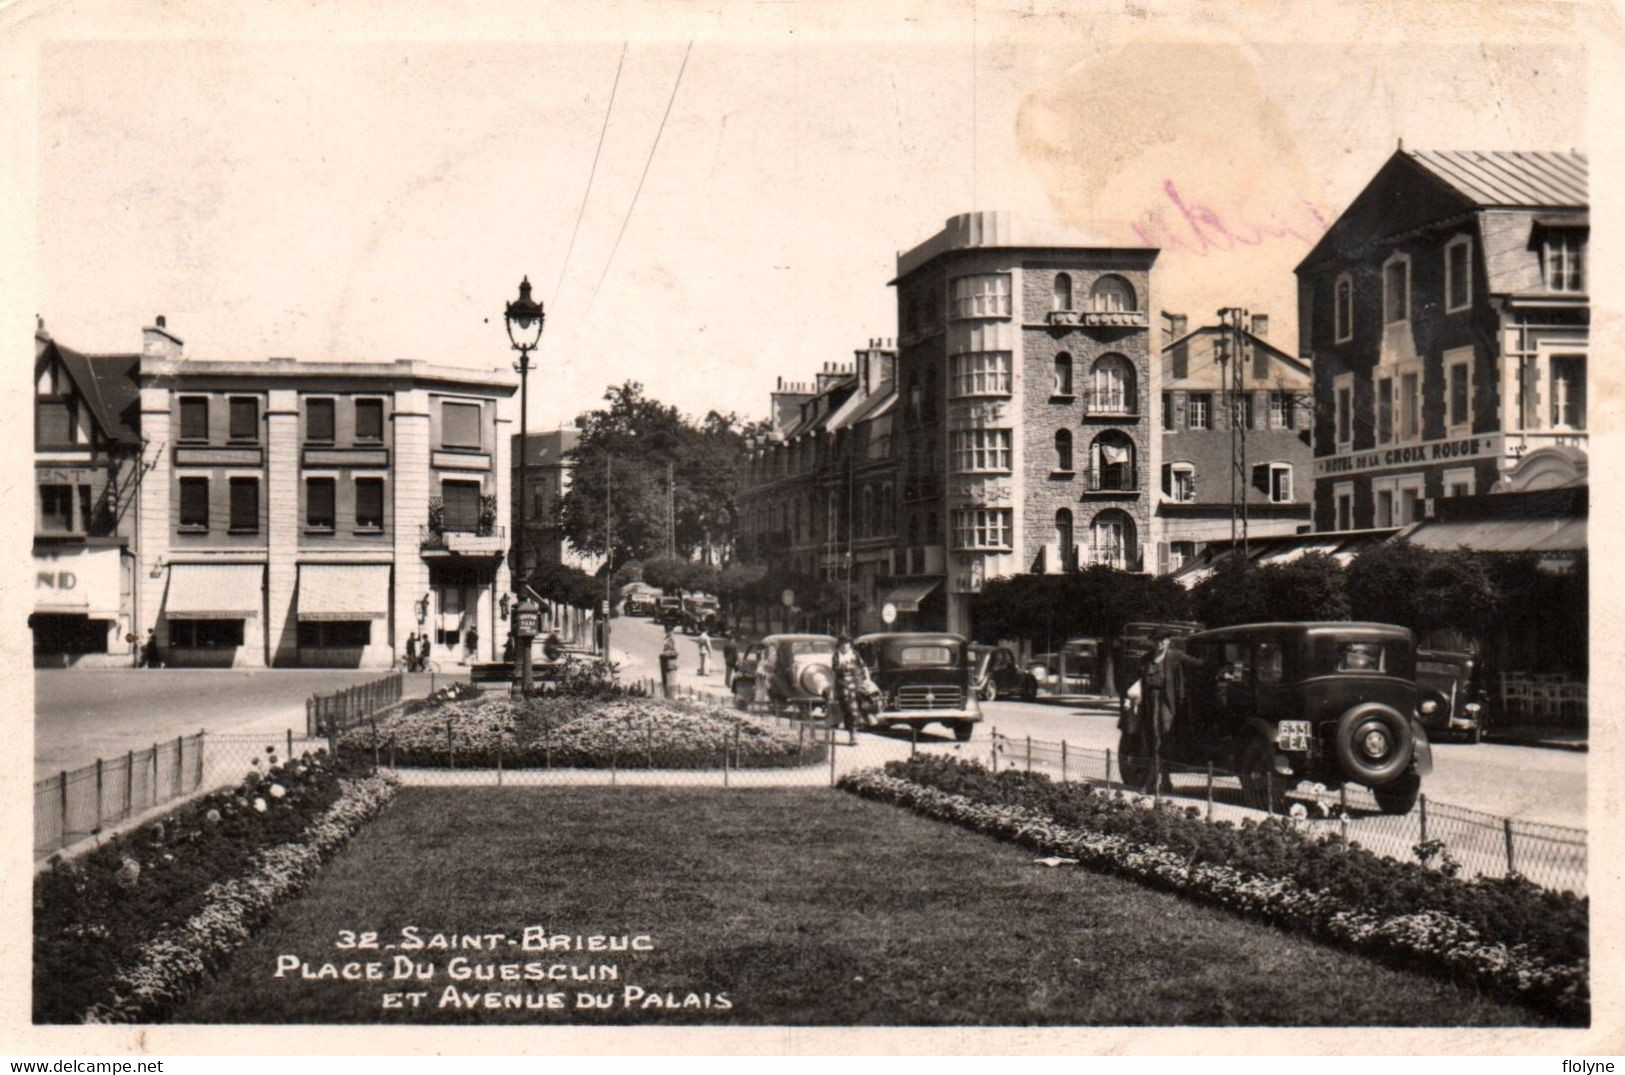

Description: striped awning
[883,578,940,613]
[298,564,391,621]
[166,563,263,620]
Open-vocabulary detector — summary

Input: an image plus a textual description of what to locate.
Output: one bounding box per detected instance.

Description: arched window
[1090,275,1136,312]
[1055,509,1075,571]
[1053,272,1073,311]
[1089,354,1135,414]
[1053,352,1074,396]
[1054,428,1074,472]
[1088,509,1137,570]
[1089,431,1136,492]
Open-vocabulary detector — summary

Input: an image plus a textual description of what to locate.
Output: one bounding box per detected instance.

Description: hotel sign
[1314,435,1499,478]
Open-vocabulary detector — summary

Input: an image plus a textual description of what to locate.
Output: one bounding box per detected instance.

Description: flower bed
[839,757,1588,1023]
[34,748,399,1024]
[342,691,826,769]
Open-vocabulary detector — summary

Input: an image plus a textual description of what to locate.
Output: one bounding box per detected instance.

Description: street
[33,667,455,780]
[608,614,1586,829]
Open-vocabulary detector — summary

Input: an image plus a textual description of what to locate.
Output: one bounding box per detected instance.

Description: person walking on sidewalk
[659,627,679,699]
[697,629,713,676]
[722,635,739,688]
[831,635,868,746]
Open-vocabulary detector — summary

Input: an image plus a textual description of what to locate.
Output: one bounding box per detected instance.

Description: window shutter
[1251,463,1269,495]
[1174,393,1187,428]
[1157,541,1169,574]
[1161,463,1171,497]
[1171,343,1188,380]
[38,400,71,445]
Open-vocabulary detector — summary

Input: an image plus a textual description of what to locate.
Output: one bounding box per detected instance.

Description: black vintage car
[1119,622,1433,815]
[969,643,1025,702]
[855,632,982,741]
[1414,648,1486,743]
[755,633,837,719]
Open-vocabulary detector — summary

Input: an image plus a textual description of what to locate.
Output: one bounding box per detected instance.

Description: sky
[23,3,1592,433]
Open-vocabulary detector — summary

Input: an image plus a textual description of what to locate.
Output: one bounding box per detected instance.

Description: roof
[893,211,1157,282]
[825,386,897,435]
[1160,323,1310,378]
[46,341,142,446]
[856,631,967,645]
[1192,621,1413,641]
[1406,150,1588,209]
[1403,516,1586,554]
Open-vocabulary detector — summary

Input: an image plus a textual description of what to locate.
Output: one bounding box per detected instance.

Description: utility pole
[844,443,855,636]
[603,455,613,659]
[1217,306,1251,565]
[667,460,676,559]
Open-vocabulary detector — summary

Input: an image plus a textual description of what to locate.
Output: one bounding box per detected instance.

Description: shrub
[343,691,825,770]
[34,748,397,1024]
[840,757,1587,1021]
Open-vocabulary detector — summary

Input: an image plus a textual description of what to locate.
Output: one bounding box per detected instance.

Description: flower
[115,857,141,887]
[253,798,267,813]
[205,809,221,824]
[269,784,286,799]
[1289,803,1309,821]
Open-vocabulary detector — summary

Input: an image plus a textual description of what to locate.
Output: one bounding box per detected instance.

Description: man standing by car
[722,634,739,688]
[1131,631,1195,793]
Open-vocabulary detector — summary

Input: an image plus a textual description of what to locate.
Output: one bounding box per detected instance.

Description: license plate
[1276,721,1312,752]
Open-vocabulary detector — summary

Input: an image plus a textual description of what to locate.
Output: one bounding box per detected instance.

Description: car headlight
[1420,700,1438,715]
[800,665,833,696]
[1464,702,1482,714]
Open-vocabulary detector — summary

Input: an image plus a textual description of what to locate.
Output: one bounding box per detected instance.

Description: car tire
[1117,730,1150,789]
[1373,772,1422,815]
[979,680,997,703]
[953,722,974,742]
[1334,704,1415,786]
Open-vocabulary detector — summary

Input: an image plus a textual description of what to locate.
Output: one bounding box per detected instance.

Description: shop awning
[883,578,940,613]
[1404,516,1587,554]
[1254,541,1343,566]
[298,564,391,621]
[34,546,124,618]
[166,563,263,619]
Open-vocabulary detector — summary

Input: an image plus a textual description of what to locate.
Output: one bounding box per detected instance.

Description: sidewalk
[1484,724,1588,752]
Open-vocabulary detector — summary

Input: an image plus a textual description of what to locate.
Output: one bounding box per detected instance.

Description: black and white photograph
[3,0,1618,1060]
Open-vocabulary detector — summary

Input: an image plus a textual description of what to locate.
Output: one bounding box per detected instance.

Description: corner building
[891,212,1159,635]
[134,324,516,668]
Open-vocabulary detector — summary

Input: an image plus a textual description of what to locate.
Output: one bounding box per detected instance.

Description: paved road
[606,614,1586,829]
[33,668,458,779]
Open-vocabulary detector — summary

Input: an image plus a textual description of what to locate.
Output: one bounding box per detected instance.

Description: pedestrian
[405,630,420,672]
[544,631,563,662]
[414,630,429,671]
[465,625,479,662]
[722,635,739,688]
[140,629,160,669]
[831,635,867,745]
[697,629,713,676]
[659,627,678,698]
[1131,631,1197,794]
[502,632,515,663]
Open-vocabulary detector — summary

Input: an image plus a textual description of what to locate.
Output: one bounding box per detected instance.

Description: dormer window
[1543,231,1586,293]
[1383,253,1411,324]
[1444,235,1473,312]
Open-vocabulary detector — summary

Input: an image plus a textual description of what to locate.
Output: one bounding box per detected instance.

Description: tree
[972,567,1194,646]
[1346,542,1500,635]
[526,559,600,609]
[1192,553,1349,628]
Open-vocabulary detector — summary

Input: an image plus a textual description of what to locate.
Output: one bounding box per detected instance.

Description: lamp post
[505,276,545,693]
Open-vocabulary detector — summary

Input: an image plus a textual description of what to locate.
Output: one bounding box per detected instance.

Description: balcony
[1043,309,1149,329]
[1083,389,1138,417]
[420,522,506,557]
[1079,543,1143,572]
[1084,466,1139,494]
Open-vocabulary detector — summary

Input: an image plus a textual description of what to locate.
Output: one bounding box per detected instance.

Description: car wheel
[1373,772,1422,815]
[953,722,974,742]
[1117,730,1150,789]
[1237,737,1283,814]
[1334,704,1415,786]
[979,680,997,703]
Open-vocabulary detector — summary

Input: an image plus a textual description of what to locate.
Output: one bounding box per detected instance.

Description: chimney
[1251,313,1269,338]
[143,314,184,360]
[1162,311,1187,343]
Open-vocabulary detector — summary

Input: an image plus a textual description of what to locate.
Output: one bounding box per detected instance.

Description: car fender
[1409,718,1434,775]
[1241,717,1295,776]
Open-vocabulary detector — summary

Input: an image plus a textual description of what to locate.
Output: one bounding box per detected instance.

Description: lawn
[177,787,1555,1026]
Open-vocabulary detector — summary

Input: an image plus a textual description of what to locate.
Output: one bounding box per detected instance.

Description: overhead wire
[553,41,629,302]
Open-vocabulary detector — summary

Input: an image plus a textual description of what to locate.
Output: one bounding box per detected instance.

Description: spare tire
[1334,703,1415,787]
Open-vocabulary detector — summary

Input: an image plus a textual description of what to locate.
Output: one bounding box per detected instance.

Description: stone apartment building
[1297,148,1588,530]
[891,212,1160,635]
[510,428,602,578]
[1156,312,1314,572]
[112,319,517,669]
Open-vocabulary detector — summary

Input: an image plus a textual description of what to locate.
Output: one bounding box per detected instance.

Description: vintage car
[1022,638,1106,699]
[680,594,722,635]
[1113,621,1202,698]
[854,632,982,741]
[621,584,661,617]
[755,633,838,719]
[654,594,685,629]
[969,643,1026,701]
[1118,622,1433,815]
[1414,648,1486,743]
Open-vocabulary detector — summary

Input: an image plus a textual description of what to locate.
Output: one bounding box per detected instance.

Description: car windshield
[890,644,955,666]
[787,640,834,657]
[1417,659,1460,678]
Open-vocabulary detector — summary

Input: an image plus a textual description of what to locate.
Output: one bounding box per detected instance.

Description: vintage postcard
[1,0,1618,1059]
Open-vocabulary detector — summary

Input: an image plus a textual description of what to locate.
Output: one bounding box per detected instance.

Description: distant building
[1156,311,1314,573]
[31,320,146,666]
[1297,148,1588,530]
[891,211,1160,634]
[105,319,518,668]
[510,428,601,580]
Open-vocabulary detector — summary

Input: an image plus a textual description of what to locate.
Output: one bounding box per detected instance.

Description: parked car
[1414,648,1486,743]
[756,633,838,719]
[681,594,722,636]
[854,632,982,741]
[1118,622,1433,815]
[622,585,660,617]
[969,643,1025,701]
[1022,639,1105,699]
[654,595,684,629]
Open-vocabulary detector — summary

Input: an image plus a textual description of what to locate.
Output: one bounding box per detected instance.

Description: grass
[176,787,1556,1026]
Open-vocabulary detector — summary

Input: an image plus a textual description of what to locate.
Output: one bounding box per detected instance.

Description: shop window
[229,397,259,443]
[306,477,336,531]
[169,619,245,648]
[229,477,259,533]
[355,477,385,530]
[355,398,385,442]
[306,398,336,444]
[179,477,209,529]
[442,401,483,449]
[298,620,372,647]
[179,397,209,443]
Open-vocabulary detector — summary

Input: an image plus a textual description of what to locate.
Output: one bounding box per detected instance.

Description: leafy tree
[610,559,644,593]
[1192,553,1349,628]
[1346,542,1500,634]
[526,559,600,609]
[972,567,1194,646]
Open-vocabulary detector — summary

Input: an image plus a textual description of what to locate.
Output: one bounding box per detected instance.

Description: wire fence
[989,732,1587,896]
[35,734,207,858]
[305,670,405,737]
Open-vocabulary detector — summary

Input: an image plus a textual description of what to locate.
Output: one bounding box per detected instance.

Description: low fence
[990,732,1588,896]
[35,735,207,858]
[306,671,405,737]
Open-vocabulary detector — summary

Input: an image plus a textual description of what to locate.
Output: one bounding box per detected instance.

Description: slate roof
[1405,150,1587,209]
[47,341,142,446]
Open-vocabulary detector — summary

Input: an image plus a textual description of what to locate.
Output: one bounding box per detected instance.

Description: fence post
[371,718,380,770]
[1418,794,1429,845]
[1339,784,1348,840]
[287,728,294,760]
[196,732,205,788]
[174,735,184,796]
[1105,748,1112,787]
[1504,818,1517,875]
[58,771,67,842]
[612,745,618,787]
[124,750,134,820]
[390,736,397,770]
[721,739,728,788]
[151,743,158,809]
[306,697,313,737]
[1025,735,1032,773]
[1061,740,1067,782]
[1266,769,1274,817]
[910,724,918,758]
[990,726,998,770]
[828,722,836,788]
[446,718,454,771]
[1206,762,1214,821]
[497,741,503,787]
[95,758,104,828]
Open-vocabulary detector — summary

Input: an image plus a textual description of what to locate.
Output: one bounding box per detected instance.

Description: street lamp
[505,275,546,694]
